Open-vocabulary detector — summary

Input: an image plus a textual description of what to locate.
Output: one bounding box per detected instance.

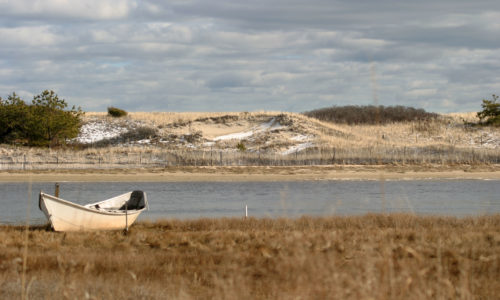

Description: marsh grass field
[1,215,499,299]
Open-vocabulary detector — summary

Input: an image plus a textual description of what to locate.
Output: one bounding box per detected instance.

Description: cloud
[0,26,60,47]
[0,0,499,113]
[0,0,137,21]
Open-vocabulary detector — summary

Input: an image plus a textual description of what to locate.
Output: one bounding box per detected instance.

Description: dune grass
[1,214,499,299]
[1,111,499,170]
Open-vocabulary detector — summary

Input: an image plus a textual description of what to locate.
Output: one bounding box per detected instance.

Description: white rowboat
[39,191,148,231]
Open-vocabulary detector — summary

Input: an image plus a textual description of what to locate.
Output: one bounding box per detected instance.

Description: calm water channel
[1,180,499,225]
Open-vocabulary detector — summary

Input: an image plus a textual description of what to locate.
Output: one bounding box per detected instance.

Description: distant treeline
[304,105,439,125]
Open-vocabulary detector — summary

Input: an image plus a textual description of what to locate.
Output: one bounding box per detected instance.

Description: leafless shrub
[275,113,294,126]
[121,126,157,141]
[304,105,439,125]
[170,118,192,128]
[195,114,239,124]
[182,131,203,143]
[89,126,158,147]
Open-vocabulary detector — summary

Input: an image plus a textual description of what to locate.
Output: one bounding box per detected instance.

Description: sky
[0,0,499,113]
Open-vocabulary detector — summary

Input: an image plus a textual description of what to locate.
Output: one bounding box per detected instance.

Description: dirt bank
[1,165,500,182]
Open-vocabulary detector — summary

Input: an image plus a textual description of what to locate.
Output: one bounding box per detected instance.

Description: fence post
[55,183,60,198]
[220,152,223,166]
[403,147,406,165]
[258,147,261,165]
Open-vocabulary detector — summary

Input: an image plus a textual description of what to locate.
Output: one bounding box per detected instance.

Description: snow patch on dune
[213,117,285,141]
[75,120,128,144]
[73,115,317,154]
[213,130,255,141]
[282,142,314,155]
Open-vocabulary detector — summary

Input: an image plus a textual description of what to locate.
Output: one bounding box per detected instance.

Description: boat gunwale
[40,192,145,216]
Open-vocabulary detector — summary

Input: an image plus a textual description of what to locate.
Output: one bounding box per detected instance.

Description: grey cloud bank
[0,0,499,113]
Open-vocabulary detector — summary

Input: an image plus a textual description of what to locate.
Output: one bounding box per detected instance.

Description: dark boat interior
[119,190,147,210]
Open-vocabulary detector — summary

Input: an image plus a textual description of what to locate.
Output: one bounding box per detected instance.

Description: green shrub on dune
[0,90,83,147]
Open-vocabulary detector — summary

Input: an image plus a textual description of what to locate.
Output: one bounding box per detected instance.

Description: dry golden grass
[1,215,499,299]
[82,111,500,153]
[447,112,480,123]
[1,111,499,170]
[84,111,282,127]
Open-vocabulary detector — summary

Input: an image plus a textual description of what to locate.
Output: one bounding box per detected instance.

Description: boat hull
[39,192,146,231]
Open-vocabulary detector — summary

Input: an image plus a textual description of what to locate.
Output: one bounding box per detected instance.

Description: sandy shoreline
[1,165,500,182]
